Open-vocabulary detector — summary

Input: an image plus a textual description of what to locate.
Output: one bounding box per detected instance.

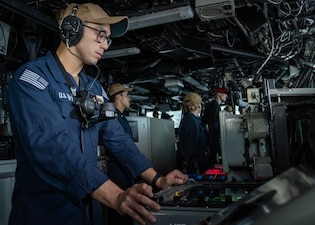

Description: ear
[116,94,122,101]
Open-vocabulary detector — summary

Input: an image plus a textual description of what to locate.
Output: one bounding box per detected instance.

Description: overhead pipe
[211,44,266,60]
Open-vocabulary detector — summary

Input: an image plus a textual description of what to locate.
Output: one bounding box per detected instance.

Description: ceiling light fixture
[128,5,194,31]
[195,0,235,21]
[102,47,140,58]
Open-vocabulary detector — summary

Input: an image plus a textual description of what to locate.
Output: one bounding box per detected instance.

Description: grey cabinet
[127,117,176,175]
[0,160,16,225]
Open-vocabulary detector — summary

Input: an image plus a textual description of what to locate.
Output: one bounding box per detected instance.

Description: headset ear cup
[60,15,83,46]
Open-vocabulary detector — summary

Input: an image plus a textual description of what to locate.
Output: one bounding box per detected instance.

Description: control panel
[152,180,260,208]
[142,175,262,225]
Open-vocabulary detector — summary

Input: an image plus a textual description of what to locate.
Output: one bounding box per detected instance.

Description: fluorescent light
[128,5,194,30]
[102,47,140,58]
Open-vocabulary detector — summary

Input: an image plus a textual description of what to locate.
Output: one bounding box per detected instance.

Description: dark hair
[109,91,123,102]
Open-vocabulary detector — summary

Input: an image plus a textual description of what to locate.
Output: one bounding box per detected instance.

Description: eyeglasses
[83,24,112,47]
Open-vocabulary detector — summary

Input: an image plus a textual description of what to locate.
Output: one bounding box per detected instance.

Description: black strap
[151,173,162,189]
[53,52,87,152]
[52,52,77,96]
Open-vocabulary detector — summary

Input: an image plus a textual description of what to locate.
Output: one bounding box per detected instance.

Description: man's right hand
[92,180,161,225]
[117,183,161,224]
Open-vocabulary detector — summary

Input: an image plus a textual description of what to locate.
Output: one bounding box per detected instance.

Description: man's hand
[156,169,189,189]
[116,183,161,225]
[92,181,160,225]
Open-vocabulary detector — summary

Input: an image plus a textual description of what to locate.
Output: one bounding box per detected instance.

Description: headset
[59,4,83,47]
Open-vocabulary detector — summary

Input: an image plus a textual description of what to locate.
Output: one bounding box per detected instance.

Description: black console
[142,174,261,225]
[139,165,315,225]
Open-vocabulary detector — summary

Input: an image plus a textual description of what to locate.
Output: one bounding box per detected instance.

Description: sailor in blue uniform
[6,3,188,225]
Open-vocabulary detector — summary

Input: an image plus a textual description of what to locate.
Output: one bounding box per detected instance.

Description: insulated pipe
[211,44,266,59]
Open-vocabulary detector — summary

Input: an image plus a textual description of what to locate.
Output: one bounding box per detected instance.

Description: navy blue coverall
[6,51,153,225]
[177,112,209,173]
[202,99,221,164]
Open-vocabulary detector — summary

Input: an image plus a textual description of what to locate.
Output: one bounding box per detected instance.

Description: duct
[181,75,209,91]
[129,95,149,100]
[129,85,150,94]
[102,47,140,59]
